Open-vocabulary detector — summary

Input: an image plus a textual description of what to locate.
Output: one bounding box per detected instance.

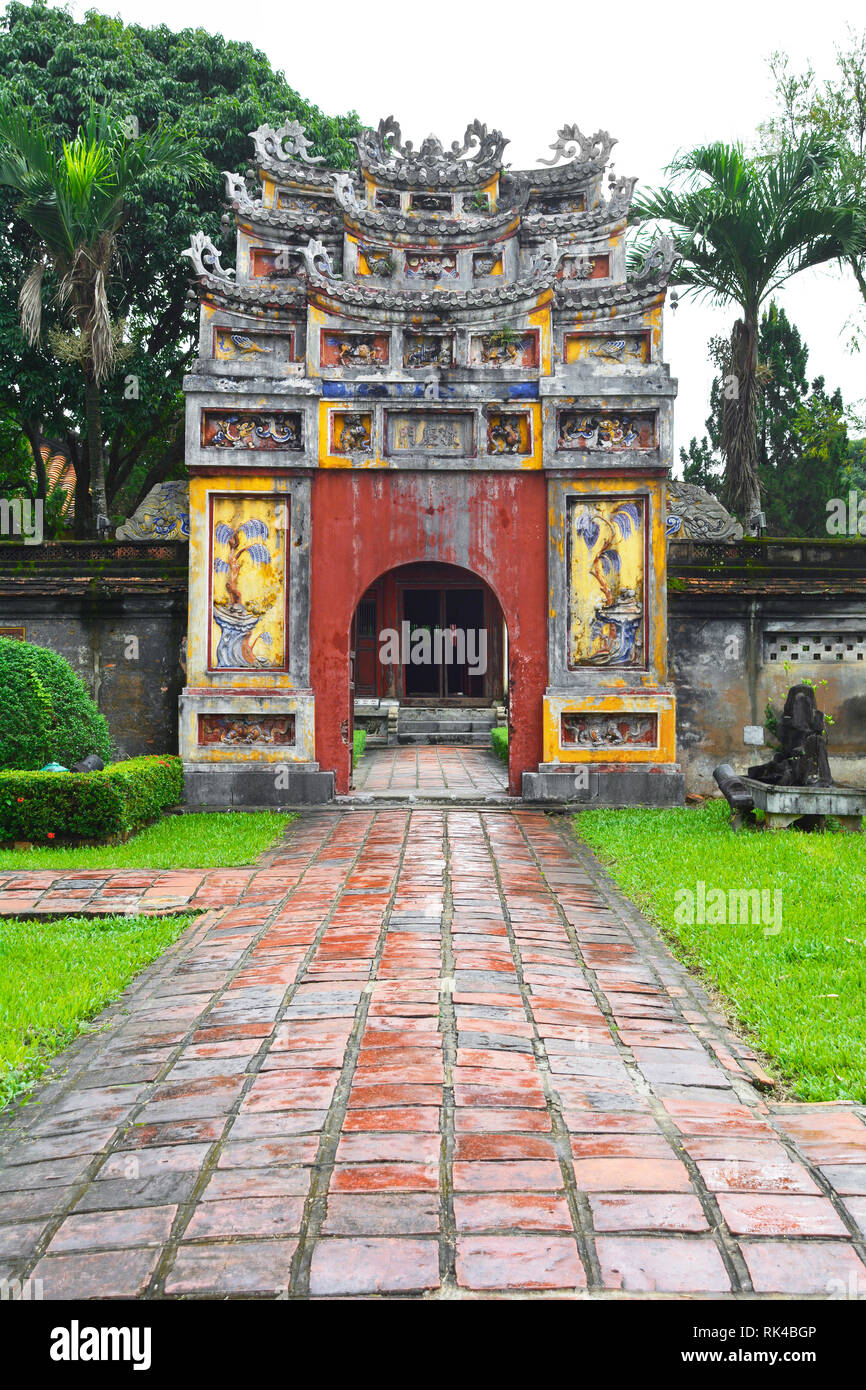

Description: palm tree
[0,105,206,534]
[632,141,865,529]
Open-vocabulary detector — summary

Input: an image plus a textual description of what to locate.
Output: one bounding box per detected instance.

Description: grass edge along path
[0,912,196,1108]
[573,799,866,1104]
[0,810,293,871]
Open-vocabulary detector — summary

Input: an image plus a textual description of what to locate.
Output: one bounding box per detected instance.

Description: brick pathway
[1,809,865,1299]
[0,871,255,918]
[352,746,506,796]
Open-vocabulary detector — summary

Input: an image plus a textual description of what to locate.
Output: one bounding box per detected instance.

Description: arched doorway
[349,561,508,791]
[352,562,506,704]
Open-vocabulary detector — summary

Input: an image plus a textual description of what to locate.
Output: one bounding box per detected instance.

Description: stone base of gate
[522,762,685,807]
[183,761,335,808]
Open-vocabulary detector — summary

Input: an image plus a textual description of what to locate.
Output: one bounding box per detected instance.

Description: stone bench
[730,777,866,833]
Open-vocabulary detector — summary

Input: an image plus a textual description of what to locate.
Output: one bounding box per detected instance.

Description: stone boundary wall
[1,540,863,792]
[669,539,866,792]
[0,543,187,762]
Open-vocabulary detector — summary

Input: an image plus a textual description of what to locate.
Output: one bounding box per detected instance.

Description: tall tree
[759,33,866,315]
[679,305,852,534]
[0,1,362,534]
[0,104,207,532]
[633,141,865,529]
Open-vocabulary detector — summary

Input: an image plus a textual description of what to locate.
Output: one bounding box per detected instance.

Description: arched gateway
[179,117,684,806]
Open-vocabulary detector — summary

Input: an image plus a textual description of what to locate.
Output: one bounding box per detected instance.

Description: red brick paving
[352,746,506,796]
[1,808,865,1299]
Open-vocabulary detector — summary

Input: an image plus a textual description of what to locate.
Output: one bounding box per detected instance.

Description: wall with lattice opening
[764,630,866,664]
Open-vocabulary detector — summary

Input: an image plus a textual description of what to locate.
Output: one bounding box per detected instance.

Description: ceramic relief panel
[568,497,645,668]
[209,496,289,671]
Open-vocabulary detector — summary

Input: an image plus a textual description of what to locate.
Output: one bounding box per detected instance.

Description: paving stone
[164,1239,297,1296]
[184,1197,305,1240]
[597,1236,731,1292]
[452,1160,563,1192]
[309,1237,439,1295]
[570,1158,693,1193]
[0,1220,46,1259]
[342,1107,440,1133]
[819,1165,866,1195]
[32,1248,160,1299]
[841,1196,866,1237]
[322,1194,440,1235]
[453,1193,573,1233]
[48,1205,178,1253]
[202,1168,312,1200]
[741,1240,866,1295]
[716,1193,849,1236]
[696,1158,820,1195]
[455,1235,585,1290]
[330,1163,439,1193]
[589,1193,710,1233]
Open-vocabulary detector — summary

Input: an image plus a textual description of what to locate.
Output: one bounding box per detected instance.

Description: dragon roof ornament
[538,125,617,169]
[181,231,235,281]
[300,238,337,282]
[632,233,679,284]
[331,171,366,213]
[356,116,509,185]
[222,171,262,214]
[665,482,744,543]
[250,120,325,167]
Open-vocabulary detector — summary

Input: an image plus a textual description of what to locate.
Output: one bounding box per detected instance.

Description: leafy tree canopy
[758,31,866,327]
[0,2,362,529]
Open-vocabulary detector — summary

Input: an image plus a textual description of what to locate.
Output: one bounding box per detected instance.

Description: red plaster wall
[310,471,549,794]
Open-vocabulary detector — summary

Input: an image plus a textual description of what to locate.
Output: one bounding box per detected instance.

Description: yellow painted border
[187,473,297,689]
[542,692,677,764]
[548,473,669,682]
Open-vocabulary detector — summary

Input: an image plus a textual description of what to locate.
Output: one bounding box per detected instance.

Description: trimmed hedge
[0,757,184,843]
[491,726,508,764]
[0,636,112,770]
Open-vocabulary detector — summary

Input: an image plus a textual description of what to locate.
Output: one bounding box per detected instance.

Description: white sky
[57,0,866,455]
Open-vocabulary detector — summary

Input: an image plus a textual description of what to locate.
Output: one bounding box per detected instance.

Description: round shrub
[0,637,112,770]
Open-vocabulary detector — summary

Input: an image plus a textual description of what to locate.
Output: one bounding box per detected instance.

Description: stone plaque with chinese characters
[386,412,474,456]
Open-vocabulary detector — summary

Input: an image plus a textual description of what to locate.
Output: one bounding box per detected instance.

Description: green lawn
[353,729,367,767]
[0,810,292,871]
[0,912,195,1107]
[574,799,866,1103]
[491,726,508,764]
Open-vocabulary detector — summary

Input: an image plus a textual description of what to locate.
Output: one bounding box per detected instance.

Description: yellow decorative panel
[542,693,677,764]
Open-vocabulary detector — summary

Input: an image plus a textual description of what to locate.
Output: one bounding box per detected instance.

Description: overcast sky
[59,0,866,457]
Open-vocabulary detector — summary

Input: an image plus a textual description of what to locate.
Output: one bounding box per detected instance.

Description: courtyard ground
[351,745,506,797]
[1,808,865,1299]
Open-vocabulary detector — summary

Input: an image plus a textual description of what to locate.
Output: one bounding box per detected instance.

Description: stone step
[399,710,497,721]
[397,730,494,745]
[398,718,494,731]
